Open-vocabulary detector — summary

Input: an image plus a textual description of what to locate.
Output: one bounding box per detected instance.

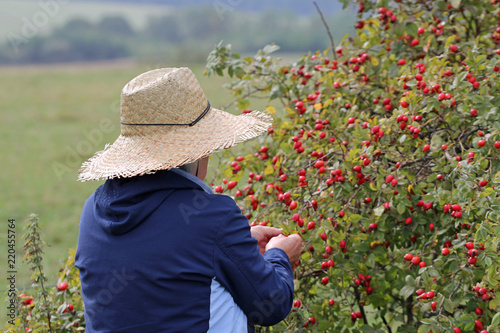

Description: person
[75,67,303,333]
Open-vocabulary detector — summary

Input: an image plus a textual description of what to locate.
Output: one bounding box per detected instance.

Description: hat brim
[78,108,272,181]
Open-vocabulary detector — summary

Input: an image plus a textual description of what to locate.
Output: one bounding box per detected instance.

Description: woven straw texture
[78,68,273,181]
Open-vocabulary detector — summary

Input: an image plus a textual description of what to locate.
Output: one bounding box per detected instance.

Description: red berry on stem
[404,253,413,261]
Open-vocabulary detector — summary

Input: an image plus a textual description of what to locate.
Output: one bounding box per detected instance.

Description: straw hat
[78,67,273,181]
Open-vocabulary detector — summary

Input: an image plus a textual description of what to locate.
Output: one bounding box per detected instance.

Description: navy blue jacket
[75,169,294,332]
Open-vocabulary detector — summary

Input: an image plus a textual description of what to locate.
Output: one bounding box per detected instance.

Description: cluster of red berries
[19,293,34,306]
[291,125,331,153]
[404,253,427,268]
[465,242,481,265]
[352,164,370,186]
[443,203,463,218]
[352,273,373,294]
[344,52,370,72]
[326,168,345,186]
[472,285,493,301]
[372,96,395,112]
[350,311,363,322]
[416,288,435,300]
[297,168,308,188]
[378,7,397,30]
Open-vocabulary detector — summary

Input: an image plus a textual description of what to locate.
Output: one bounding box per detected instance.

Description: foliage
[205,0,500,331]
[4,214,83,332]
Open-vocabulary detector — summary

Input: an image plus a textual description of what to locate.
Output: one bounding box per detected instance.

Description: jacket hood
[92,170,204,235]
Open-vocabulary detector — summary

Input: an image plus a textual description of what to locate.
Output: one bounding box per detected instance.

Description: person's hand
[250,226,283,255]
[265,234,302,265]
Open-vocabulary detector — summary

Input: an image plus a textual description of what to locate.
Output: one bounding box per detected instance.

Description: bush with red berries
[205,0,500,331]
[4,215,84,332]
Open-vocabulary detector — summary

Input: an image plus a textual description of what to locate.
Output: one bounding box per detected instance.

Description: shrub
[205,0,500,331]
[6,0,500,330]
[4,214,83,332]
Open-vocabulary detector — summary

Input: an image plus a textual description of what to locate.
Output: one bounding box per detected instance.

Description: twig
[313,1,338,61]
[353,286,368,325]
[438,277,462,317]
[378,307,393,333]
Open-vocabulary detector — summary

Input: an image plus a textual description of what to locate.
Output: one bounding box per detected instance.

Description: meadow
[0,59,277,315]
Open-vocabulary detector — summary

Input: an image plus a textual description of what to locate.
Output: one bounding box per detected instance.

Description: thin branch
[313,1,338,61]
[378,307,393,333]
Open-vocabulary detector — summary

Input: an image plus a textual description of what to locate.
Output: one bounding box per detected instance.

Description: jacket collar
[170,168,213,194]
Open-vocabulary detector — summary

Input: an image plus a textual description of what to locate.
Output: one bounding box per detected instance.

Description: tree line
[2,7,354,64]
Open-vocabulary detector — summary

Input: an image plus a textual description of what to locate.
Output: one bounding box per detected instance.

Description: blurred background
[1,0,354,64]
[1,0,355,317]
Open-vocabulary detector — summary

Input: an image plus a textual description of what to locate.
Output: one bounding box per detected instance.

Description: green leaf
[480,187,495,198]
[357,242,370,252]
[264,164,274,175]
[262,44,280,54]
[418,325,434,333]
[491,312,500,327]
[348,214,363,223]
[365,253,376,268]
[426,268,440,278]
[399,284,415,300]
[444,299,455,313]
[405,22,418,36]
[385,266,398,281]
[397,202,406,215]
[405,274,415,286]
[374,205,385,217]
[450,0,461,8]
[279,142,293,154]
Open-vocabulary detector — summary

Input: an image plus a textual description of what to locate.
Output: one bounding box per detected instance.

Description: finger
[261,226,283,237]
[288,234,303,245]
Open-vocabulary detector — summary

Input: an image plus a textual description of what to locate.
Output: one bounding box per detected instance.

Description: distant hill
[0,0,354,65]
[74,0,344,15]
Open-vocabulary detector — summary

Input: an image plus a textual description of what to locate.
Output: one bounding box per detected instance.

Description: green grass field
[0,60,275,324]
